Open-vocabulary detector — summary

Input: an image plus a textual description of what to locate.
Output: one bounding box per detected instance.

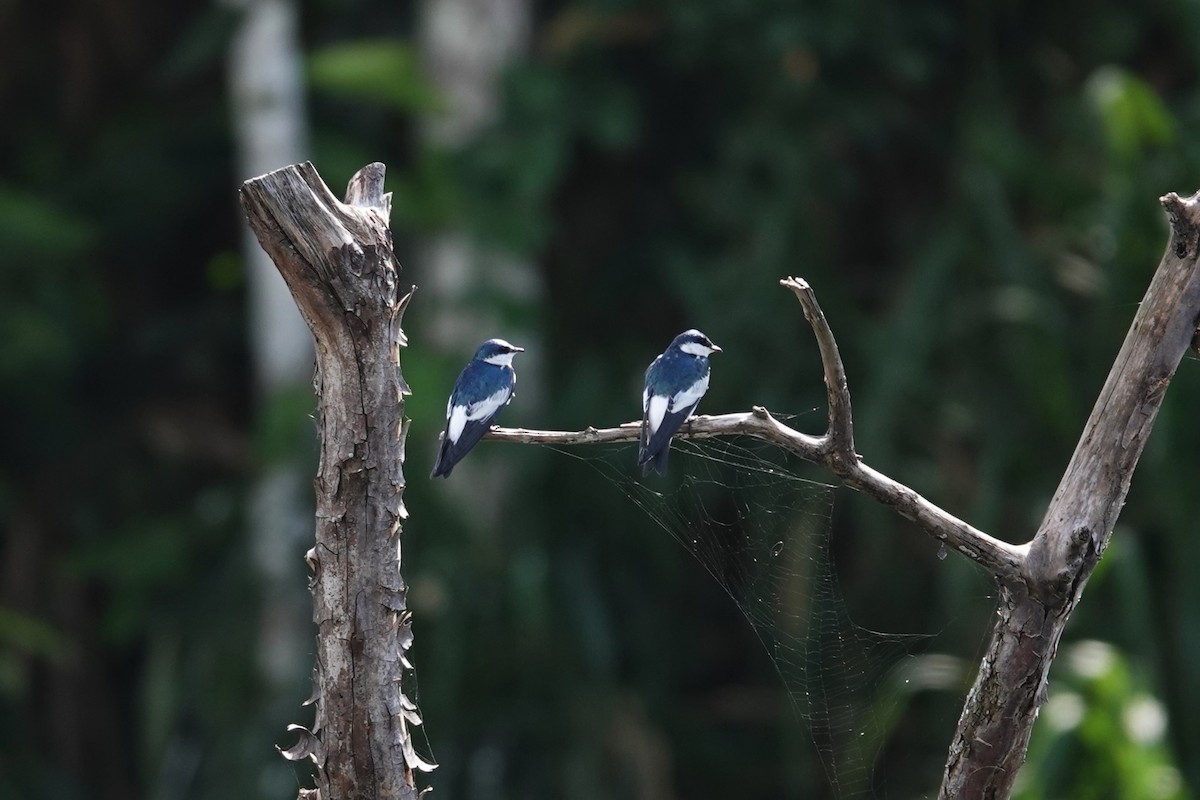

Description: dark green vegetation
[3,1,1199,798]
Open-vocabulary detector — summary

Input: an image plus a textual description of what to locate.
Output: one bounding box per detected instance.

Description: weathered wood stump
[241,162,433,800]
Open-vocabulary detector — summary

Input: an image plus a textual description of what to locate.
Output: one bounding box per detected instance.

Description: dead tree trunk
[939,192,1200,797]
[239,162,434,800]
[483,191,1200,798]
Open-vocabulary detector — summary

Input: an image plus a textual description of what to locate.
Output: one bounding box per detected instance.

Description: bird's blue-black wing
[431,361,515,478]
[638,351,709,476]
[639,399,700,475]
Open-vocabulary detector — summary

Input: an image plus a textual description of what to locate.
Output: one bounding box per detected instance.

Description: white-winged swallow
[431,338,524,478]
[638,329,721,476]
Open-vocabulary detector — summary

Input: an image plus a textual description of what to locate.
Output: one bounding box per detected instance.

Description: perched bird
[431,338,524,478]
[638,329,721,476]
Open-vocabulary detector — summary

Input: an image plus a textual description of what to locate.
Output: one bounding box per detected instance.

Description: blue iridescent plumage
[638,329,721,476]
[431,338,524,478]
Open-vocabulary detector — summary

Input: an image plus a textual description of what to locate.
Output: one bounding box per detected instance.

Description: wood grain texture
[241,162,430,800]
[938,191,1200,799]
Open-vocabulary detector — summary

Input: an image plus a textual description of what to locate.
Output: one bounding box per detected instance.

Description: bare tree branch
[485,410,820,451]
[486,279,1027,578]
[780,276,855,459]
[487,410,1024,576]
[938,189,1200,799]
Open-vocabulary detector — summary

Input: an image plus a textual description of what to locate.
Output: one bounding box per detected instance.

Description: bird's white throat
[484,352,517,366]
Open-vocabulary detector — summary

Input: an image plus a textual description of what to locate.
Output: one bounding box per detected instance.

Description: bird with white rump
[431,338,524,478]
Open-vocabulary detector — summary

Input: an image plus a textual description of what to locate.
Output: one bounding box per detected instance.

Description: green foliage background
[2,0,1199,797]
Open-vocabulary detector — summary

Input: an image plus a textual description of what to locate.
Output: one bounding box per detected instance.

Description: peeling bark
[239,162,433,800]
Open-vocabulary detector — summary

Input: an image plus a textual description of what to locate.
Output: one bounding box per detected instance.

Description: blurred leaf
[0,305,77,378]
[0,606,68,663]
[391,148,461,228]
[309,40,441,113]
[1087,66,1176,160]
[0,184,95,261]
[257,385,318,465]
[156,6,240,84]
[574,75,640,151]
[205,250,244,292]
[1017,640,1187,800]
[65,523,192,588]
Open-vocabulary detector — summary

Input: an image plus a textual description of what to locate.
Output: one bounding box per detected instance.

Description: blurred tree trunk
[418,0,542,517]
[241,162,433,799]
[226,0,315,715]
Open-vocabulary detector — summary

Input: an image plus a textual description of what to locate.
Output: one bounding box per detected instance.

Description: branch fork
[487,276,1026,578]
[487,190,1200,799]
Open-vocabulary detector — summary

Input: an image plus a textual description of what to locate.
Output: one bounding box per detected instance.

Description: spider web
[547,429,932,798]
